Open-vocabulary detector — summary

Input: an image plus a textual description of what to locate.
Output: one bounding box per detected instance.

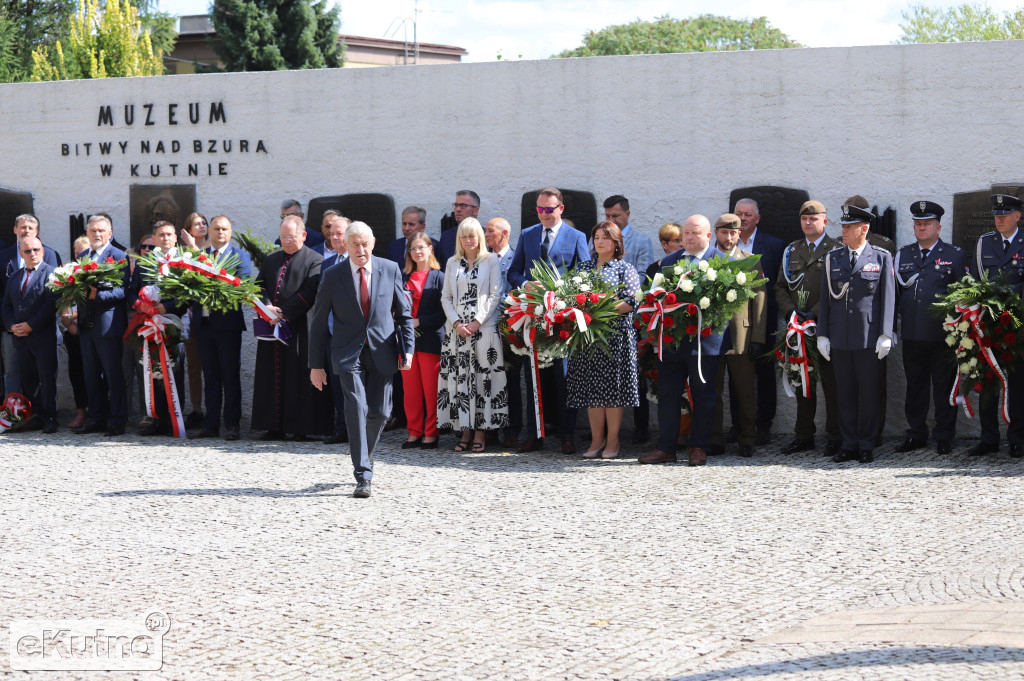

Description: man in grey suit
[309,222,415,498]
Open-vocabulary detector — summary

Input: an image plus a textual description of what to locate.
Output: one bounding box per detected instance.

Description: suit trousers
[2,331,21,396]
[325,346,347,433]
[195,324,243,430]
[15,337,58,420]
[505,353,523,436]
[80,331,126,425]
[753,349,777,431]
[62,330,88,409]
[902,338,957,442]
[402,351,440,438]
[713,354,756,447]
[184,337,203,414]
[832,348,883,451]
[339,345,393,482]
[524,359,576,438]
[657,347,720,453]
[978,368,1024,445]
[794,356,840,442]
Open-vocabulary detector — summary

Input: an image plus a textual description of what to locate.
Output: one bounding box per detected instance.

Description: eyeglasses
[20,248,41,254]
[536,206,561,214]
[409,246,431,252]
[401,221,421,227]
[453,203,478,210]
[280,213,301,220]
[139,244,155,251]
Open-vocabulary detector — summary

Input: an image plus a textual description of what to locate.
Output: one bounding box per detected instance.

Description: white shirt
[685,244,711,260]
[1003,229,1019,247]
[349,256,372,296]
[495,244,511,259]
[849,243,868,263]
[739,228,758,251]
[89,242,111,260]
[541,220,563,245]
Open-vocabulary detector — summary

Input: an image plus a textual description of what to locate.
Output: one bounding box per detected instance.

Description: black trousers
[978,366,1024,445]
[832,348,883,451]
[902,338,957,442]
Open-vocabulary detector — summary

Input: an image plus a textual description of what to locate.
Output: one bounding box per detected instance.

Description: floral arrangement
[46,256,128,309]
[933,273,1024,421]
[0,393,32,433]
[134,247,262,313]
[635,254,767,358]
[233,228,277,270]
[770,290,823,398]
[501,260,624,368]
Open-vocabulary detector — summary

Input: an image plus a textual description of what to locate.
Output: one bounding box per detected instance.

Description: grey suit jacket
[308,255,414,375]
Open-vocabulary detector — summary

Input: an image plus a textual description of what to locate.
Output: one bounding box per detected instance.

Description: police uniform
[817,204,896,462]
[894,201,966,454]
[775,200,843,454]
[968,194,1024,456]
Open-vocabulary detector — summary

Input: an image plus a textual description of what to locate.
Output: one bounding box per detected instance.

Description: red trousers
[402,352,440,437]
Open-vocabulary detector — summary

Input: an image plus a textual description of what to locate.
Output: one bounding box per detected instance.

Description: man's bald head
[681,214,712,256]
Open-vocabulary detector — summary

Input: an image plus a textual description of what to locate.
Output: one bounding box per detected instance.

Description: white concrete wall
[1,39,1021,256]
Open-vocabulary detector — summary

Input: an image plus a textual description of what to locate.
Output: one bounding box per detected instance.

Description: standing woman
[401,232,445,449]
[438,218,509,452]
[178,212,209,427]
[179,212,210,250]
[567,221,641,459]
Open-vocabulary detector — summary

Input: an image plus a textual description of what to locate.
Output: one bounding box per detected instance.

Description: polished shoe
[1010,444,1022,459]
[383,416,404,432]
[936,439,952,455]
[190,428,219,439]
[259,430,286,441]
[738,444,754,458]
[756,428,772,446]
[582,441,606,459]
[707,444,725,456]
[781,438,814,454]
[138,421,168,436]
[969,441,999,456]
[42,419,58,434]
[561,436,577,455]
[832,449,859,463]
[323,431,349,444]
[859,450,875,463]
[420,439,439,449]
[401,437,422,449]
[72,420,107,434]
[517,437,543,453]
[224,426,240,441]
[104,424,126,436]
[896,438,927,453]
[639,449,677,464]
[688,447,707,466]
[185,411,204,428]
[825,440,842,457]
[353,480,371,498]
[631,428,649,445]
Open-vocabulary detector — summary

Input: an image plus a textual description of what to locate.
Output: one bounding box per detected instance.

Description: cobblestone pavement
[3,428,1024,680]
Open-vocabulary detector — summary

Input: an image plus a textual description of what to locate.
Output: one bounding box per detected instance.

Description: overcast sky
[158,1,1024,62]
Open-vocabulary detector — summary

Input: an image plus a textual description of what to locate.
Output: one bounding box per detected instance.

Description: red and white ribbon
[777,312,817,399]
[945,303,1010,423]
[138,314,187,438]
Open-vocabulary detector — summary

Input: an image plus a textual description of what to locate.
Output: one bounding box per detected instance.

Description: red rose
[559,330,570,340]
[118,259,126,264]
[105,256,115,264]
[219,268,228,275]
[198,254,208,262]
[1002,311,1013,323]
[508,333,518,344]
[634,319,643,329]
[663,316,675,328]
[685,324,698,335]
[576,294,586,305]
[974,382,984,393]
[554,312,565,323]
[645,293,655,304]
[986,370,997,380]
[979,321,987,331]
[1006,333,1018,345]
[589,294,600,304]
[980,336,993,348]
[1003,351,1015,363]
[583,313,592,324]
[664,292,677,304]
[641,312,651,324]
[701,327,713,338]
[650,370,658,380]
[687,304,698,315]
[67,276,75,284]
[995,326,1005,335]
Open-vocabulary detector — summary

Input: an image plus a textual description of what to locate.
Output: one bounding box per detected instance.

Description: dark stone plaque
[953,190,995,264]
[129,184,196,250]
[0,188,33,251]
[729,186,809,246]
[519,189,597,237]
[308,193,395,257]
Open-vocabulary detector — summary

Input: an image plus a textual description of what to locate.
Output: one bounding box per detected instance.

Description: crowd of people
[3,186,1023,498]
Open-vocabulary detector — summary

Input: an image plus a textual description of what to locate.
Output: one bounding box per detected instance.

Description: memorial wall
[1,39,1023,259]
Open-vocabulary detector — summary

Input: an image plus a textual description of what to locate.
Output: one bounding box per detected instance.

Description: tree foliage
[898,4,1024,42]
[0,0,76,82]
[30,0,163,80]
[553,14,803,58]
[211,0,344,72]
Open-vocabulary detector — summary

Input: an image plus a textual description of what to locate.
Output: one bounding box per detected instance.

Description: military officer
[775,200,842,456]
[816,204,896,464]
[894,201,967,455]
[967,193,1024,457]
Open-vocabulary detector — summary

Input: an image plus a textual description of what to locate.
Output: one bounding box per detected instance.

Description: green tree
[553,14,803,58]
[30,0,163,80]
[0,0,76,82]
[211,0,344,71]
[898,4,1024,42]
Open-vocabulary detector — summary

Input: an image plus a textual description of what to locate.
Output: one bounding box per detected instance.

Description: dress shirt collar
[349,256,372,276]
[739,228,757,249]
[806,233,826,250]
[1004,229,1019,245]
[685,244,711,260]
[849,243,868,259]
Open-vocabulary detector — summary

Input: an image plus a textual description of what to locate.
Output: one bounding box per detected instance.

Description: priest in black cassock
[252,216,332,440]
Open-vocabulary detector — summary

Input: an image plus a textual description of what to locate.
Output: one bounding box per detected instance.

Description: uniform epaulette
[979,231,996,238]
[869,244,890,253]
[949,243,965,252]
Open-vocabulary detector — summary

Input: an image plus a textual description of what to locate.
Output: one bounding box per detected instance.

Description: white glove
[816,336,831,361]
[875,335,892,360]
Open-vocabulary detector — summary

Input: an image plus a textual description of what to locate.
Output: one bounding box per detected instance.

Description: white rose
[969,358,979,367]
[725,289,737,302]
[580,283,591,292]
[736,272,747,285]
[945,336,956,346]
[554,279,564,287]
[652,272,665,288]
[679,279,694,293]
[673,265,683,275]
[945,316,955,324]
[961,338,975,350]
[571,276,583,284]
[706,269,717,281]
[698,260,709,271]
[699,297,711,309]
[958,322,969,332]
[960,363,971,373]
[635,290,645,302]
[555,300,567,311]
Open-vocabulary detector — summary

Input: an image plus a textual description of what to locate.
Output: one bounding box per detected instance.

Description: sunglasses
[21,248,42,254]
[139,244,155,251]
[536,206,561,214]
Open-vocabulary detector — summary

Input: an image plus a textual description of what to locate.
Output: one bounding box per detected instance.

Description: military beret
[844,195,870,209]
[799,200,826,215]
[991,194,1023,215]
[714,213,741,230]
[910,200,944,220]
[839,204,874,225]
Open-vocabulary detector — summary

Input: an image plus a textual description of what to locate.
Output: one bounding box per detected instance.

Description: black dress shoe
[104,424,126,436]
[185,411,204,428]
[631,428,650,445]
[323,431,349,444]
[782,438,814,454]
[42,419,58,434]
[224,426,240,441]
[259,430,286,441]
[832,449,858,463]
[73,420,107,434]
[401,438,422,449]
[706,444,725,456]
[825,440,842,457]
[969,441,999,456]
[1010,444,1023,459]
[738,444,754,458]
[518,437,543,453]
[291,434,309,442]
[420,439,438,449]
[353,480,371,498]
[895,438,927,453]
[936,439,952,455]
[138,421,168,436]
[190,428,219,439]
[859,450,874,463]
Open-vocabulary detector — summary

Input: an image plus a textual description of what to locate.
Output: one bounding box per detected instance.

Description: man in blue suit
[0,214,61,397]
[74,214,129,436]
[2,236,59,432]
[508,187,590,454]
[309,221,415,499]
[320,215,351,445]
[387,207,441,266]
[640,215,728,467]
[189,215,252,441]
[311,209,343,257]
[439,191,481,267]
[734,198,785,443]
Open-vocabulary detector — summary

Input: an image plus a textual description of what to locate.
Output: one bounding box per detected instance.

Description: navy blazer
[971,229,1024,291]
[2,262,58,337]
[818,244,896,351]
[508,221,590,288]
[76,244,129,338]
[439,229,458,268]
[661,245,730,356]
[895,239,967,343]
[0,243,61,298]
[404,268,445,355]
[193,245,252,335]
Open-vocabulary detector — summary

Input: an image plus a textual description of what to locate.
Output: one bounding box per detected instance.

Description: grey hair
[14,214,38,228]
[345,221,374,243]
[280,198,302,212]
[87,214,111,229]
[402,206,427,223]
[735,198,759,214]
